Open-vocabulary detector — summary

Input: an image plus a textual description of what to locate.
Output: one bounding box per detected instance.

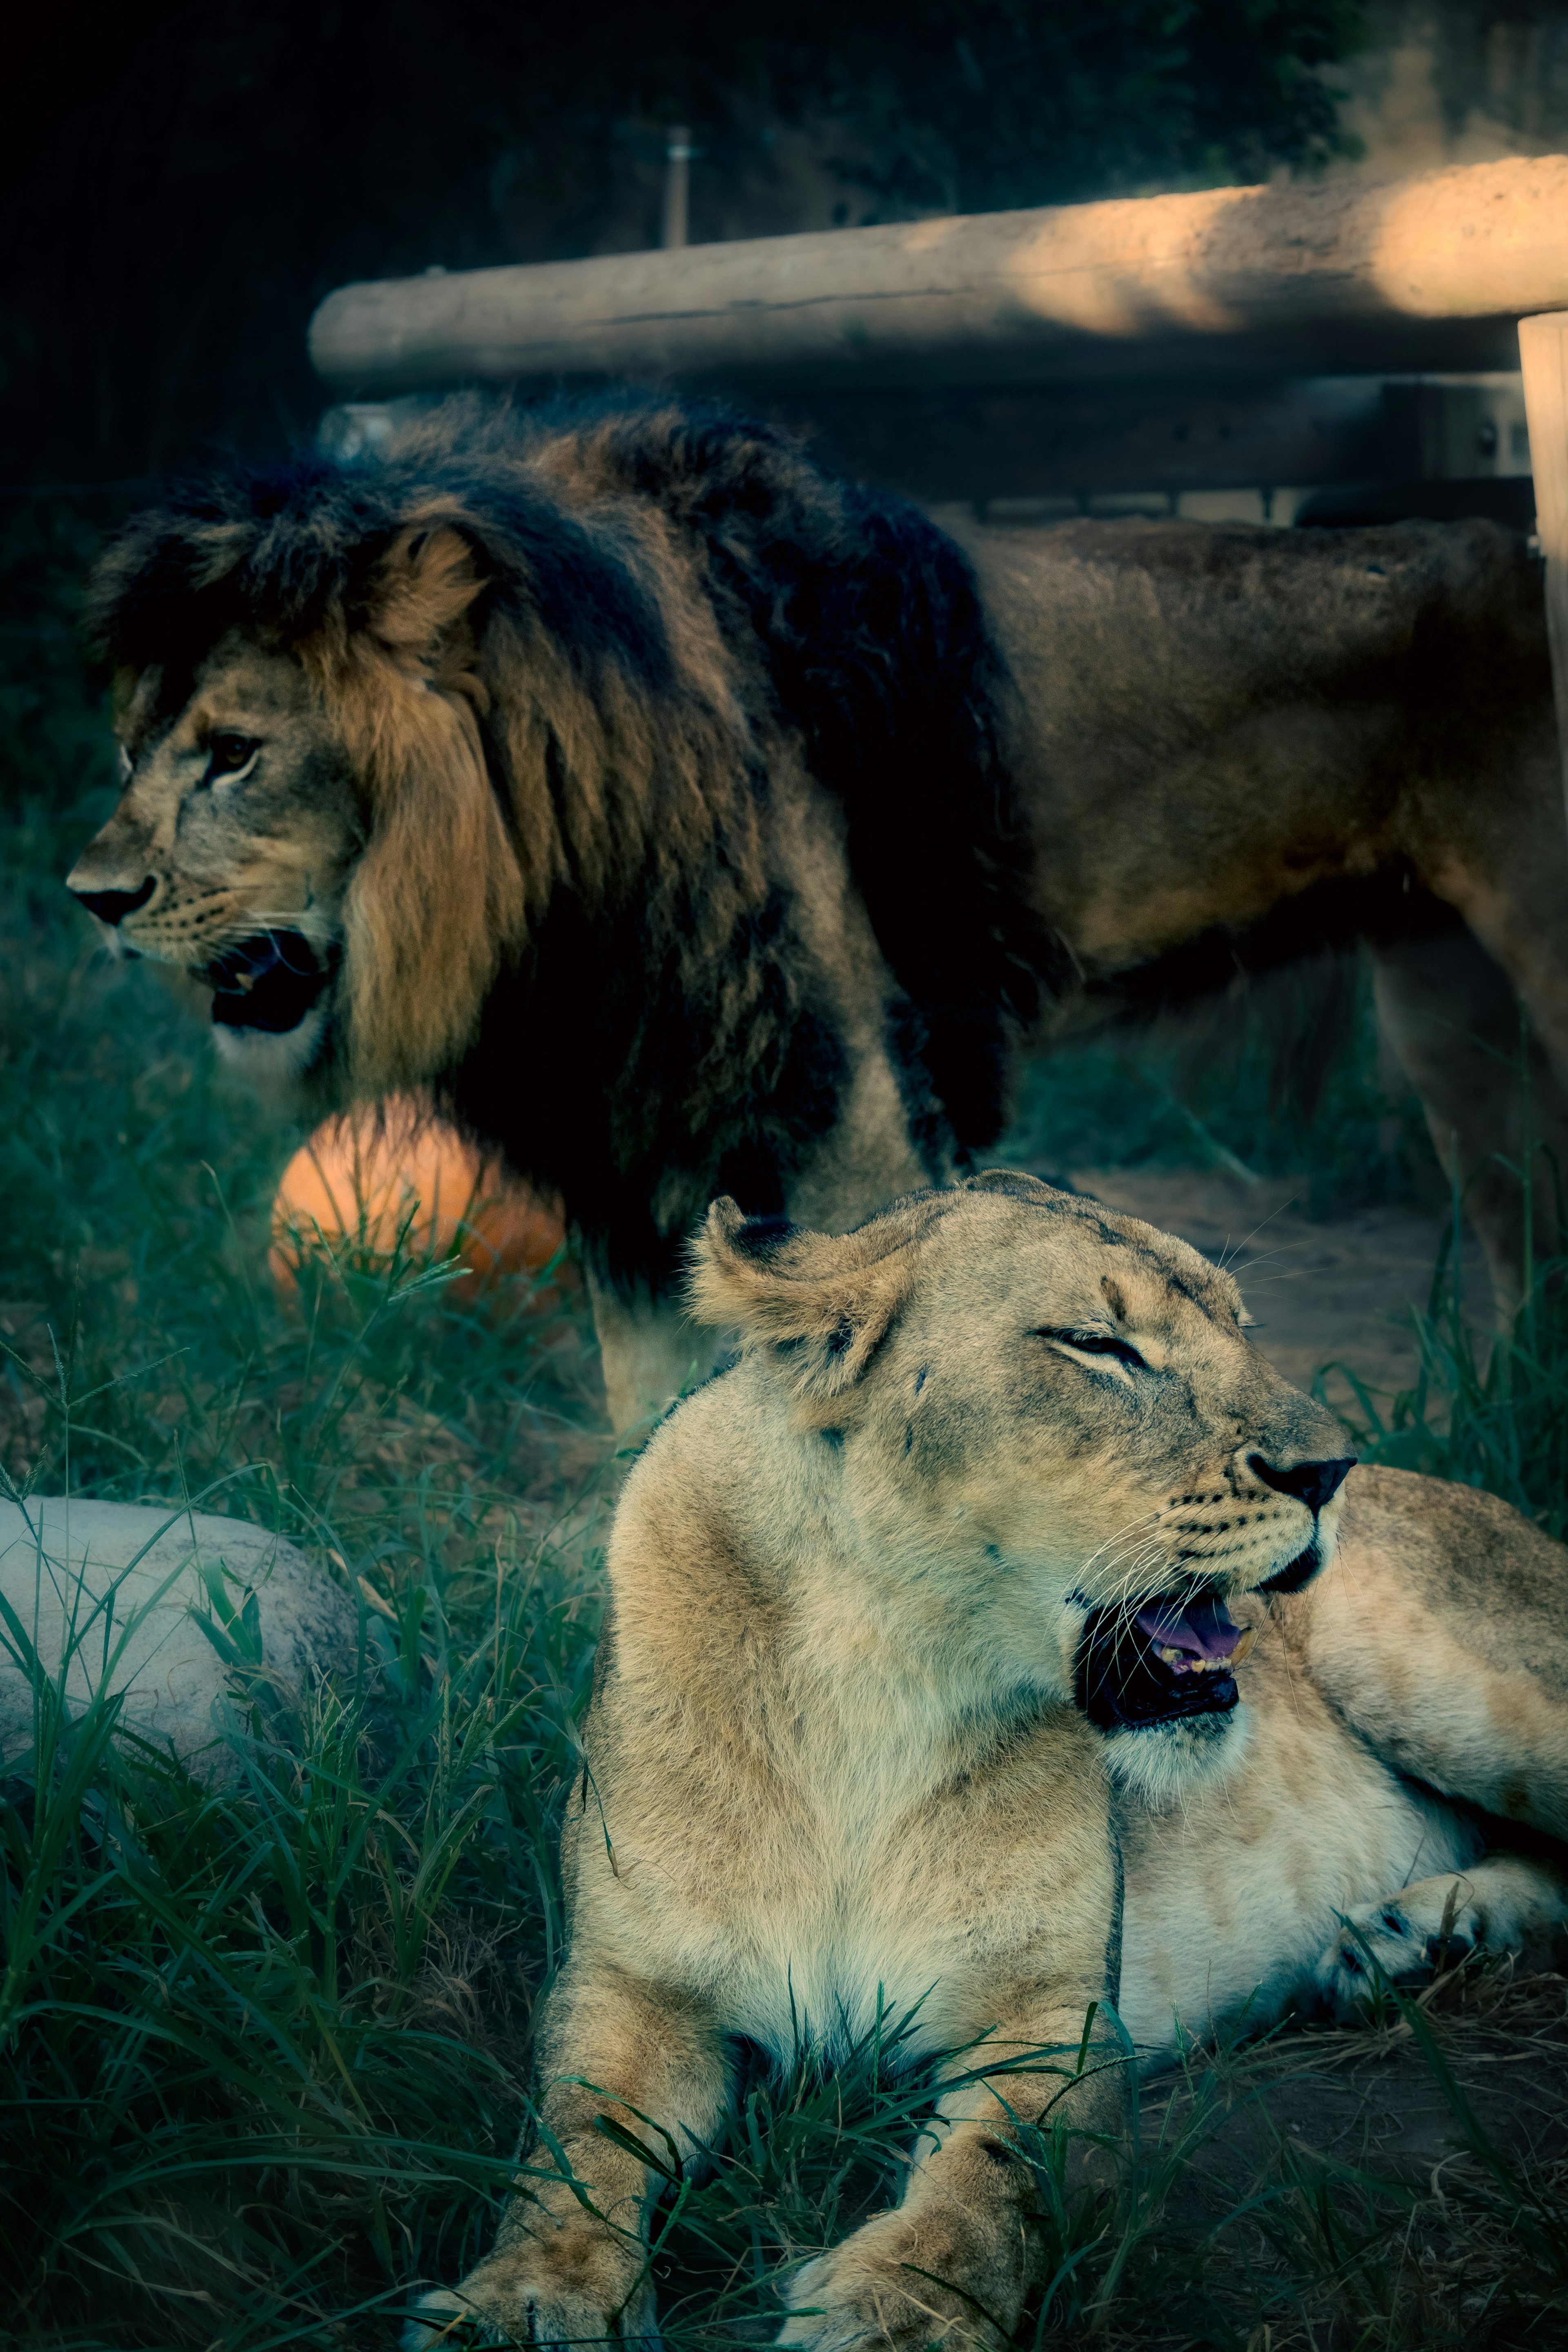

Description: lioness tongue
[1134,1595,1242,1674]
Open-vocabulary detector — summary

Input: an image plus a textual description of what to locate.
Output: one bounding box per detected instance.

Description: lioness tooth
[1158,1645,1185,1666]
[1187,1627,1258,1673]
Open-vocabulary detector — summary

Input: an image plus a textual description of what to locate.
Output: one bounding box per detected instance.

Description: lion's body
[965,512,1568,1309]
[73,397,1044,1423]
[409,1174,1568,2351]
[70,397,1568,1425]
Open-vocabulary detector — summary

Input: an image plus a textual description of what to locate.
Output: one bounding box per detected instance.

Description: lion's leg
[406,1964,731,2350]
[1315,1851,1568,2017]
[1419,734,1568,1102]
[777,1996,1129,2352]
[1369,929,1568,1306]
[586,1270,721,1436]
[1301,1466,1568,1841]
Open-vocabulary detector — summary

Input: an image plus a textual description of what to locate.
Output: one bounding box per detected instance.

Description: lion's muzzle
[69,877,156,929]
[201,931,339,1035]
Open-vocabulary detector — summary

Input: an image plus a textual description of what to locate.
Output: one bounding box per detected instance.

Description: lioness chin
[408,1170,1568,2352]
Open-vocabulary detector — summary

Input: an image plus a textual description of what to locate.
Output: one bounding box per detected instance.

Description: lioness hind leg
[1314,1852,1568,2020]
[1305,1467,1568,1839]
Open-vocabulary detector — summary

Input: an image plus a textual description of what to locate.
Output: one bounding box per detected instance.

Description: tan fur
[411,1172,1568,2349]
[310,525,524,1085]
[960,512,1568,1305]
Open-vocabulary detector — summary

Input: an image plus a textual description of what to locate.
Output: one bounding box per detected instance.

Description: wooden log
[1519,312,1568,815]
[311,157,1568,401]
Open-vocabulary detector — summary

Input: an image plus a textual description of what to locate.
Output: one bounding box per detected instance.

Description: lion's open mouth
[1076,1590,1263,1732]
[199,932,338,1034]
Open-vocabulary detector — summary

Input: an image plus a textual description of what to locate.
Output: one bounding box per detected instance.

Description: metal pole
[662,125,691,252]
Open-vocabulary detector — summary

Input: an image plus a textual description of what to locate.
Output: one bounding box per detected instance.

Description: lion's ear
[368,522,487,669]
[689,1193,947,1403]
[318,517,524,1090]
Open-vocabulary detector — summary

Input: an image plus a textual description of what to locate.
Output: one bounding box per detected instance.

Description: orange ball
[270,1098,569,1306]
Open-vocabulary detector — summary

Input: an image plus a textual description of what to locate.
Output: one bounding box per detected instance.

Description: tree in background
[3,0,1365,481]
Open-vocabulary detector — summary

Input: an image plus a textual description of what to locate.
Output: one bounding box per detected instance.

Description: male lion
[408,1169,1568,2351]
[67,395,1568,1426]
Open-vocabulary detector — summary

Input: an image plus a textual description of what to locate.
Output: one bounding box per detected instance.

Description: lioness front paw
[403,2261,644,2351]
[777,2214,1004,2352]
[1315,1877,1482,2018]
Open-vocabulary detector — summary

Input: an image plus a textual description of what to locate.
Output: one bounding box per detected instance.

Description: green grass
[1004,958,1428,1216]
[5,501,1568,2349]
[1316,1159,1568,1539]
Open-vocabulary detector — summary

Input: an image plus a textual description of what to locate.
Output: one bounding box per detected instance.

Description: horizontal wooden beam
[311,157,1568,401]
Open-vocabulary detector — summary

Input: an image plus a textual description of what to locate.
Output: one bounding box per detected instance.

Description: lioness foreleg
[405,1965,729,2350]
[777,2003,1129,2352]
[1315,1851,1568,2017]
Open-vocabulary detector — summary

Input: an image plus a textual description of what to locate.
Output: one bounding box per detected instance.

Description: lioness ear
[963,1167,1066,1205]
[690,1193,947,1403]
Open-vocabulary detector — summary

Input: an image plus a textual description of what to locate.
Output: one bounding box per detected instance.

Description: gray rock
[0,1497,364,1779]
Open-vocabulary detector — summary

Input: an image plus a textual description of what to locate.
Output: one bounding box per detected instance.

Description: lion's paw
[402,2263,640,2352]
[776,2217,1001,2352]
[1315,1876,1482,2018]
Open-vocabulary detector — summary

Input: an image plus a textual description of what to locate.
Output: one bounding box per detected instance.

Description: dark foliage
[4,0,1366,485]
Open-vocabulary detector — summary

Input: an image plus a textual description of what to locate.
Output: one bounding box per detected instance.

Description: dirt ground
[1137,1969,1568,2337]
[1067,1166,1489,1409]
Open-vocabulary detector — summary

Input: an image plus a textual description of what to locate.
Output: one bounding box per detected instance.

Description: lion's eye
[203,732,260,782]
[1035,1327,1147,1372]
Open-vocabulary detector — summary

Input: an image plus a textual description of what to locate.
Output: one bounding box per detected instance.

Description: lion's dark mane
[87,393,1051,1288]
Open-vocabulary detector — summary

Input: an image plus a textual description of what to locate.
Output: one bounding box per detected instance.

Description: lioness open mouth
[1076,1590,1264,1732]
[199,932,337,1034]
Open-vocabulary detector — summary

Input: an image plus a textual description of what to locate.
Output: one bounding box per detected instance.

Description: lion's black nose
[70,878,156,926]
[1249,1453,1357,1512]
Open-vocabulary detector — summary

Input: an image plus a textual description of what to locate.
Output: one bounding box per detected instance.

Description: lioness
[66,395,1568,1426]
[409,1171,1568,2352]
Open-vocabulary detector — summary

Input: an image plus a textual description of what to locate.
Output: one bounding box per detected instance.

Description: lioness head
[691,1169,1354,1802]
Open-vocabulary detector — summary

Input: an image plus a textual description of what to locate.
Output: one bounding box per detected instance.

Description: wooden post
[1519,312,1568,815]
[662,126,691,252]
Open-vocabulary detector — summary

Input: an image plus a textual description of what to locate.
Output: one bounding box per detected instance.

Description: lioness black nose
[1249,1453,1357,1512]
[70,878,156,926]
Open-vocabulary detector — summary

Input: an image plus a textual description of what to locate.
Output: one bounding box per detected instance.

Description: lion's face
[67,635,360,1085]
[694,1172,1354,1798]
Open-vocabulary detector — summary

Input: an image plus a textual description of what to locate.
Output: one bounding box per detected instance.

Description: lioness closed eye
[410,1171,1568,2352]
